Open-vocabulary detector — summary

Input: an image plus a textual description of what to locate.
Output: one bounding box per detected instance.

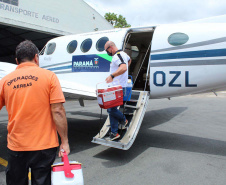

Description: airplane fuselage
[39,22,226,100]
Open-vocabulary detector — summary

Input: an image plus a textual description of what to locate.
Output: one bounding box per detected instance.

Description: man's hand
[106,75,113,83]
[58,142,70,157]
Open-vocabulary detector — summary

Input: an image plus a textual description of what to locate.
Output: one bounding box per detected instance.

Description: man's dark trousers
[6,147,57,185]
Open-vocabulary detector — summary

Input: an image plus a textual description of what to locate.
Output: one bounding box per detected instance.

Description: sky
[84,0,226,27]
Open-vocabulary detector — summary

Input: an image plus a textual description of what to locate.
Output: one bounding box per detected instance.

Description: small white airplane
[1,15,226,150]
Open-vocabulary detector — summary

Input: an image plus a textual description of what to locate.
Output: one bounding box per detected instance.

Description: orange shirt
[0,62,65,151]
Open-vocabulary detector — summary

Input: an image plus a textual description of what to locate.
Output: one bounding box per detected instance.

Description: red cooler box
[97,83,123,109]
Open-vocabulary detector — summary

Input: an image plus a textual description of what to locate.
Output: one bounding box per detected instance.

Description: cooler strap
[62,152,74,178]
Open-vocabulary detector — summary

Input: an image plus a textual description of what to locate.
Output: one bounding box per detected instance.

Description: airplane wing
[0,71,5,80]
[0,62,97,101]
[0,62,17,80]
[59,79,97,100]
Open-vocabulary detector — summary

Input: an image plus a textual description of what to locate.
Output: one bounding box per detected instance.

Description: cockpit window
[46,42,56,55]
[96,37,109,52]
[168,33,189,46]
[81,38,92,53]
[67,40,78,54]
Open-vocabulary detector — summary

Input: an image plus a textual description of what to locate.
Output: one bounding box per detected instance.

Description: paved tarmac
[0,92,226,185]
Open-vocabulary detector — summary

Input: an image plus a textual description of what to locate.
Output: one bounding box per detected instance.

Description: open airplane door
[92,90,149,150]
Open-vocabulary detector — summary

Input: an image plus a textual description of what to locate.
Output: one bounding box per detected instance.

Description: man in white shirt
[105,41,131,141]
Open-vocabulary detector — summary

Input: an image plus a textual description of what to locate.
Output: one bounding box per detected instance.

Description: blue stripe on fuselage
[151,48,226,60]
[46,65,72,71]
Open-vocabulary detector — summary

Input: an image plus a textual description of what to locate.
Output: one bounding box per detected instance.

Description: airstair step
[130,92,140,100]
[124,105,140,109]
[125,101,137,107]
[123,108,135,115]
[128,99,138,102]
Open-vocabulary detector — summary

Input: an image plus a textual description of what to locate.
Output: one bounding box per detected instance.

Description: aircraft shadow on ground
[0,120,8,124]
[0,110,108,167]
[66,113,107,155]
[67,107,187,157]
[93,107,226,168]
[0,124,8,173]
[66,111,106,118]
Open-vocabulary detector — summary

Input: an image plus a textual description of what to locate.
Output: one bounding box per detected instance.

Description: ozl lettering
[153,71,197,87]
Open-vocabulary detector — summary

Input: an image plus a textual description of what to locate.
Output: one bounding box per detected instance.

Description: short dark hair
[16,40,39,64]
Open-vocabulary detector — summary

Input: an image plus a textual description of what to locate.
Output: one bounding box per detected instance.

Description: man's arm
[128,59,132,66]
[51,103,70,157]
[106,64,127,83]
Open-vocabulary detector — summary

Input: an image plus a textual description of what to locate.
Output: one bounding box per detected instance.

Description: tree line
[104,12,131,28]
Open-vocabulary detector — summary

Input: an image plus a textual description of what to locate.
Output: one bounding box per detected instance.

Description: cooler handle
[96,79,120,91]
[62,152,74,178]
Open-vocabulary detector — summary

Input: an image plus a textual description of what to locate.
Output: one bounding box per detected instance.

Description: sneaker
[119,119,128,129]
[106,132,120,141]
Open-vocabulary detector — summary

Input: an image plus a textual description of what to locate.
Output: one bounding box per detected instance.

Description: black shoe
[106,132,120,141]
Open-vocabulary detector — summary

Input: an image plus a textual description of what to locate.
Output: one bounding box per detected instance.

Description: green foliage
[104,12,131,28]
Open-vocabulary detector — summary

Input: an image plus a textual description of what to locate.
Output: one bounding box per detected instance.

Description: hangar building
[0,0,113,64]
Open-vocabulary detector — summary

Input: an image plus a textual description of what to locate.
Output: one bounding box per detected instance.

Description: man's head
[104,41,118,56]
[15,40,39,65]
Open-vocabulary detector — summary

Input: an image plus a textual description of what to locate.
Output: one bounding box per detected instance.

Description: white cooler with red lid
[51,152,84,185]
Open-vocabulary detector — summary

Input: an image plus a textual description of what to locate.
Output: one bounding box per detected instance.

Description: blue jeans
[107,88,126,134]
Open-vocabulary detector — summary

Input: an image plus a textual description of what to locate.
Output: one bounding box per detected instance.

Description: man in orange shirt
[0,40,70,185]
